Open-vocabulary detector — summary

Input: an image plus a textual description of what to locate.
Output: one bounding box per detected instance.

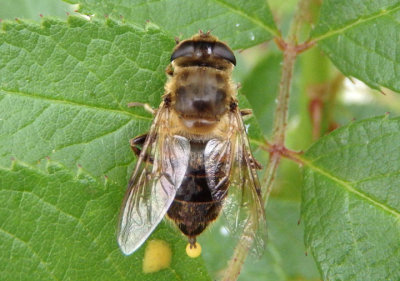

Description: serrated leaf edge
[0,159,130,280]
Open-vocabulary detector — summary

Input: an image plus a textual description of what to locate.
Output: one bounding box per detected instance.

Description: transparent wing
[117,105,190,255]
[204,109,267,254]
[204,138,231,201]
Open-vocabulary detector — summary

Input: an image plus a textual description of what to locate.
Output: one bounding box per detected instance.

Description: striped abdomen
[166,140,229,238]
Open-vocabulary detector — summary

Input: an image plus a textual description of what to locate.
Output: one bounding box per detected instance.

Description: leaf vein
[0,88,151,121]
[341,31,397,71]
[353,169,400,185]
[209,0,279,37]
[40,27,129,111]
[308,130,400,164]
[0,228,60,281]
[344,193,372,277]
[0,176,126,280]
[314,4,400,42]
[55,119,133,152]
[302,158,400,219]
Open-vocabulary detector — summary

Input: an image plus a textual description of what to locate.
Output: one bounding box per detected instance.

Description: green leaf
[64,0,278,49]
[301,116,400,281]
[0,160,210,281]
[0,0,74,21]
[312,0,400,93]
[0,17,212,280]
[0,16,174,186]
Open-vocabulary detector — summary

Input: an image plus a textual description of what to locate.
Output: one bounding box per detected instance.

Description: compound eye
[171,40,236,66]
[213,43,236,65]
[170,42,194,62]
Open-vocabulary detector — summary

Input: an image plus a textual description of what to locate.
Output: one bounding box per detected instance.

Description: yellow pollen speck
[186,242,202,258]
[142,239,172,273]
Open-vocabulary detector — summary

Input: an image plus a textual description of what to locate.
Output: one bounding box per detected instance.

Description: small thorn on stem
[274,37,287,51]
[348,77,356,84]
[328,122,339,132]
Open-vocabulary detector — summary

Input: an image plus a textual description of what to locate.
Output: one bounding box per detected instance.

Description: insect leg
[250,157,262,170]
[130,133,155,164]
[240,108,253,117]
[165,64,174,76]
[127,102,156,115]
[130,133,148,157]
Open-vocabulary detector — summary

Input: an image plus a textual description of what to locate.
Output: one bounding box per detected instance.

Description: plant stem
[264,0,314,201]
[272,47,297,146]
[220,215,257,281]
[262,42,297,200]
[262,153,280,202]
[220,41,298,281]
[221,0,314,280]
[221,47,296,280]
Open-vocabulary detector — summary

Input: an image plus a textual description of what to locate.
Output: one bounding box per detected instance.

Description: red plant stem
[221,0,314,279]
[263,43,297,202]
[221,42,298,281]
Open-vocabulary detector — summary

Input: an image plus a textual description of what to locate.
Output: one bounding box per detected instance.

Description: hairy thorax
[166,65,236,136]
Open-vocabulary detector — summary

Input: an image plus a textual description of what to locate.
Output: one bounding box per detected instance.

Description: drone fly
[117,31,266,256]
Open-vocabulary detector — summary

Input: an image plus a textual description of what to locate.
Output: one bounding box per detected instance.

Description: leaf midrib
[0,88,152,121]
[313,3,400,42]
[301,156,400,219]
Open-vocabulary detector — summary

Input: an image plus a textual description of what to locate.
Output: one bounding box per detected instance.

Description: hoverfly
[117,31,266,256]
